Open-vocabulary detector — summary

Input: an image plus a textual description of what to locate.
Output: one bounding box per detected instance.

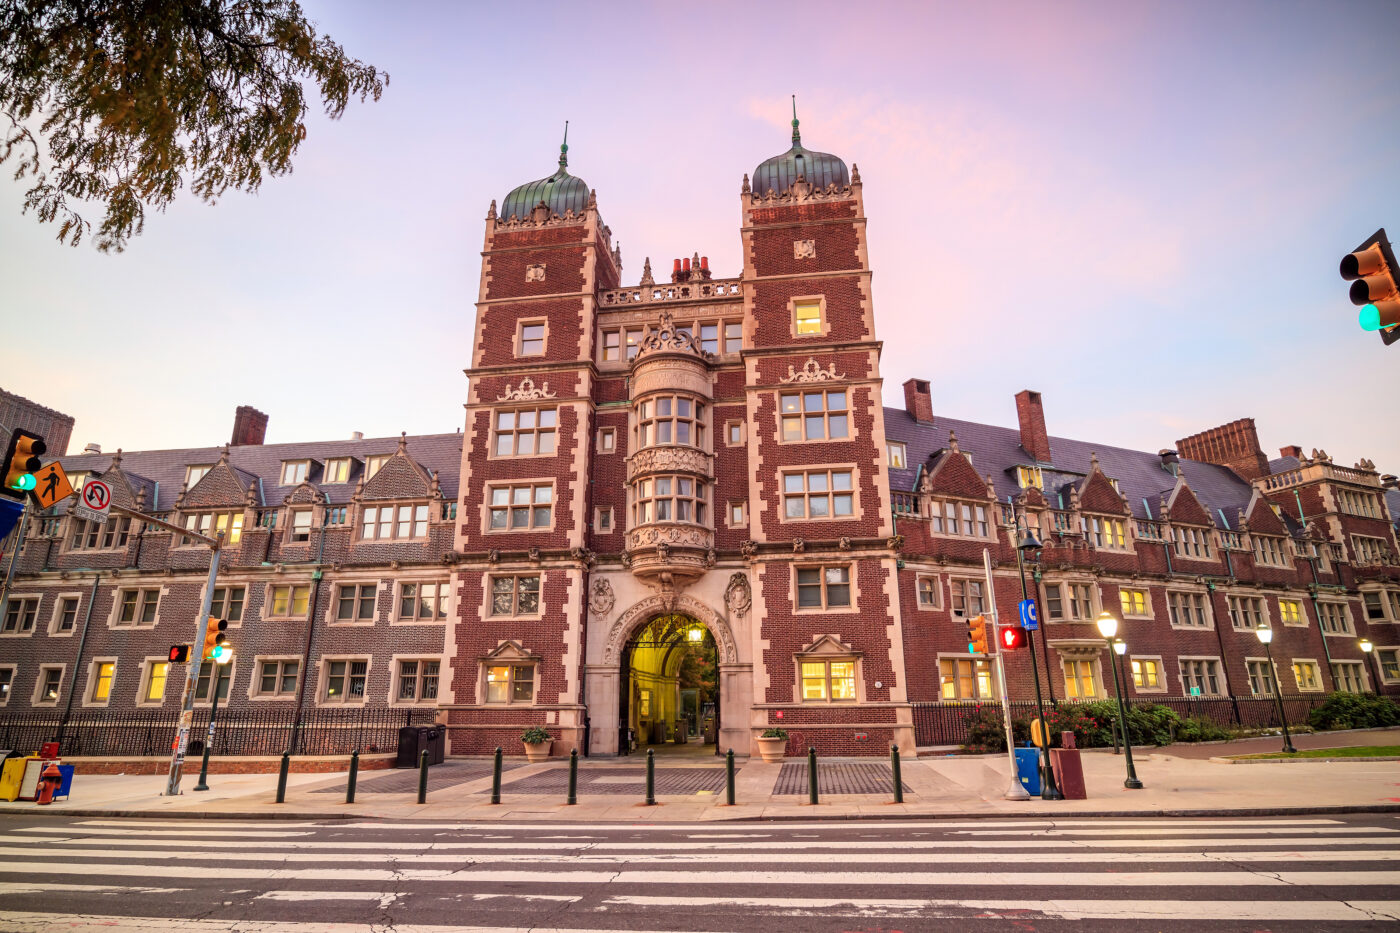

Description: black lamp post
[1095,611,1143,789]
[1256,626,1297,753]
[1014,524,1062,800]
[1360,638,1379,695]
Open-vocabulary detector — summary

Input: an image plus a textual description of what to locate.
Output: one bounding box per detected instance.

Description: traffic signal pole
[0,502,28,632]
[984,547,1030,801]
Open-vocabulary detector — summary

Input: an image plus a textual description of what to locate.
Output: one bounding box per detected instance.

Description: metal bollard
[567,748,578,805]
[490,747,502,805]
[807,746,818,805]
[645,748,655,806]
[346,751,359,804]
[725,748,735,806]
[890,744,903,804]
[417,749,429,804]
[275,751,290,803]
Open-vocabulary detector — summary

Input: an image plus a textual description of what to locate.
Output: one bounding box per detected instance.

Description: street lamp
[1014,524,1062,800]
[1360,638,1379,695]
[1095,610,1143,789]
[1255,626,1297,754]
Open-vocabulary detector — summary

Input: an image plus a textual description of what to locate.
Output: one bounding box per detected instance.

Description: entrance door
[624,613,718,756]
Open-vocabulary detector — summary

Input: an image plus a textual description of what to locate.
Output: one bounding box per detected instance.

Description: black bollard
[417,749,429,804]
[567,748,578,805]
[275,751,290,803]
[346,751,359,804]
[890,744,903,804]
[645,748,655,806]
[725,748,735,806]
[490,747,502,805]
[807,746,819,805]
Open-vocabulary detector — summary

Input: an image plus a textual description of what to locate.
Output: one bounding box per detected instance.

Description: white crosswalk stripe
[0,816,1397,929]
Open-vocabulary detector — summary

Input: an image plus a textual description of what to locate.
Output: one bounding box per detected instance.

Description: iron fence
[0,706,437,758]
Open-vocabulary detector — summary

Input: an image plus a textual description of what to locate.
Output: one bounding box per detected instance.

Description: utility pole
[984,547,1030,801]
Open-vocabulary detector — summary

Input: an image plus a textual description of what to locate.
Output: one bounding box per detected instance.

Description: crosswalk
[0,815,1397,930]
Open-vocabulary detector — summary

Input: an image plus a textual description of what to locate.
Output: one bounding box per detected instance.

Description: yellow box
[0,757,32,802]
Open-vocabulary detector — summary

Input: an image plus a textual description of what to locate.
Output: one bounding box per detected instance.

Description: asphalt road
[0,812,1397,931]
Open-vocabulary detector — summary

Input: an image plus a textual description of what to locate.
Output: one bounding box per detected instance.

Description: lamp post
[1095,611,1143,789]
[1255,626,1297,753]
[1360,639,1379,695]
[1014,524,1062,800]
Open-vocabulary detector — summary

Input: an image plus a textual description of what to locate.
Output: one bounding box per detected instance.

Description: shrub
[958,705,1031,753]
[520,727,552,744]
[1173,715,1232,743]
[1307,692,1400,731]
[760,727,788,740]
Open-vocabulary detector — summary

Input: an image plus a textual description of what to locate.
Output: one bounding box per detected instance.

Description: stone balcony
[624,522,714,583]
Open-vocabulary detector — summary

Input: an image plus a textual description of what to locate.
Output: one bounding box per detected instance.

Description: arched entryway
[619,613,720,756]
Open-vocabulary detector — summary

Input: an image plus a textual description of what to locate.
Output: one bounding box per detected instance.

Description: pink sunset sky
[2,0,1398,467]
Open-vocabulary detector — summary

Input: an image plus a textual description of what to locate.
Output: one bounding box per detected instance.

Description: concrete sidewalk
[4,729,1398,822]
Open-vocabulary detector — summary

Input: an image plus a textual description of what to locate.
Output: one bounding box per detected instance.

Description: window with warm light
[1062,659,1099,699]
[801,659,856,701]
[1278,599,1304,626]
[887,442,906,469]
[486,664,534,704]
[1119,588,1150,618]
[794,301,822,335]
[940,657,995,700]
[1292,660,1322,691]
[269,584,311,618]
[1131,657,1162,690]
[144,661,169,702]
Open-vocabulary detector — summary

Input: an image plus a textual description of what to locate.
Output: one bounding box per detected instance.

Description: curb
[0,808,355,820]
[1209,755,1400,765]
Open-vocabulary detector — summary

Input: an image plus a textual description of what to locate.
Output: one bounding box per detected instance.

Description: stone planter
[756,736,787,764]
[523,741,552,763]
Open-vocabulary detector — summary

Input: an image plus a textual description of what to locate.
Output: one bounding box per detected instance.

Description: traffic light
[1000,626,1026,650]
[1,430,46,501]
[1340,228,1400,345]
[202,618,228,661]
[168,644,190,663]
[967,615,990,654]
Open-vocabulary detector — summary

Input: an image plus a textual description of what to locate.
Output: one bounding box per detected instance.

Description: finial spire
[559,120,569,171]
[790,95,800,146]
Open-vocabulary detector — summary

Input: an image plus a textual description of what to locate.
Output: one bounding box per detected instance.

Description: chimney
[1280,445,1302,460]
[82,442,102,454]
[231,405,268,447]
[1175,417,1269,482]
[1015,390,1052,464]
[1159,449,1180,476]
[351,431,364,441]
[902,379,933,424]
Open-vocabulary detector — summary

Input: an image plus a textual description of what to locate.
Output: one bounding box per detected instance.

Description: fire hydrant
[35,761,62,806]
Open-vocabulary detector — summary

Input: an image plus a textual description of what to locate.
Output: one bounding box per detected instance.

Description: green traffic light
[12,474,35,491]
[212,644,233,663]
[1359,304,1382,331]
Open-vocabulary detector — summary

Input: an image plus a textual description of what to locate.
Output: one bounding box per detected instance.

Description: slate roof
[49,433,464,515]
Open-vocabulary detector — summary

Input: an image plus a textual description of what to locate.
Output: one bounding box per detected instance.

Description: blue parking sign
[1018,599,1038,630]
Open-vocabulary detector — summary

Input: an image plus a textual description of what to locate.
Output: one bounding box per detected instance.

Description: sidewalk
[4,729,1398,822]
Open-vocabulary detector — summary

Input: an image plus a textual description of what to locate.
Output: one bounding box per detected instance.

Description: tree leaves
[0,0,386,251]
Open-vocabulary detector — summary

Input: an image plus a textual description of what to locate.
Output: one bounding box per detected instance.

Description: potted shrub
[756,727,788,763]
[520,726,553,763]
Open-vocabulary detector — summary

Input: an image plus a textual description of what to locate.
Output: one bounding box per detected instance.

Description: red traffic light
[999,626,1026,650]
[168,644,190,663]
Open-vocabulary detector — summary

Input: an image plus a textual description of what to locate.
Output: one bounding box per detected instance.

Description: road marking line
[0,914,716,933]
[331,818,1346,831]
[13,827,311,838]
[0,883,186,895]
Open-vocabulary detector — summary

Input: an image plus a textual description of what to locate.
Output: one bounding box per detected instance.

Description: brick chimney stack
[231,405,268,446]
[1015,390,1052,464]
[1175,417,1270,482]
[902,379,933,424]
[1280,445,1302,460]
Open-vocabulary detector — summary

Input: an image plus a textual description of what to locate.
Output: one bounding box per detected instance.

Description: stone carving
[627,445,712,481]
[751,179,852,205]
[724,572,752,618]
[571,546,595,567]
[604,593,739,665]
[780,358,845,384]
[619,551,632,569]
[588,578,615,617]
[487,548,500,564]
[628,524,712,549]
[497,377,556,402]
[793,239,816,259]
[887,534,905,552]
[793,538,805,553]
[656,542,670,563]
[739,539,758,560]
[839,536,852,550]
[528,547,541,562]
[636,310,709,361]
[525,263,546,283]
[703,549,716,569]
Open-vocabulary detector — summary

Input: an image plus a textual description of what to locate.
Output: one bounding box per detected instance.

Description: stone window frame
[82,656,119,708]
[484,571,544,621]
[778,463,858,524]
[202,583,247,630]
[631,474,708,527]
[109,586,163,630]
[394,578,451,624]
[389,654,444,707]
[596,427,617,455]
[1244,656,1281,696]
[927,497,993,540]
[264,581,312,621]
[635,393,707,451]
[317,656,371,706]
[777,387,851,445]
[1083,514,1130,551]
[1058,650,1105,700]
[279,460,310,486]
[176,511,241,548]
[0,664,14,706]
[1291,658,1325,693]
[480,642,540,706]
[887,442,906,469]
[1374,647,1400,685]
[193,659,236,707]
[725,420,745,446]
[45,592,80,638]
[33,664,66,707]
[1319,598,1356,635]
[1178,655,1225,697]
[1129,654,1168,694]
[482,480,556,534]
[1277,597,1307,628]
[1044,578,1098,623]
[1171,524,1215,560]
[285,507,314,544]
[788,294,830,340]
[1118,587,1152,619]
[1250,533,1291,568]
[949,577,988,618]
[1226,591,1271,632]
[791,562,857,615]
[1166,587,1214,631]
[726,500,747,528]
[1352,534,1391,564]
[937,654,998,701]
[490,406,559,460]
[248,656,302,701]
[135,655,172,708]
[794,636,862,704]
[515,317,548,359]
[723,319,743,355]
[1330,659,1368,693]
[330,581,380,627]
[1358,587,1400,625]
[915,573,942,611]
[1,594,39,637]
[358,501,431,542]
[593,507,614,535]
[69,514,132,552]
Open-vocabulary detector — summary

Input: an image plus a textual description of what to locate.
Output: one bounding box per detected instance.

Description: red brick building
[1,122,1397,760]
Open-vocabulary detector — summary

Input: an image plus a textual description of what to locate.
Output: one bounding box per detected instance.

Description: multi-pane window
[796,566,851,609]
[186,465,212,486]
[887,443,906,468]
[1293,660,1322,691]
[280,461,308,485]
[494,408,557,456]
[1173,526,1213,559]
[89,661,115,703]
[73,516,131,550]
[0,668,11,704]
[324,660,368,702]
[116,589,160,627]
[399,582,449,621]
[194,661,232,701]
[1016,466,1043,489]
[1377,649,1400,683]
[623,328,644,360]
[800,659,856,701]
[488,485,553,530]
[1179,658,1222,696]
[257,660,300,697]
[1354,535,1390,563]
[1131,658,1162,689]
[1047,583,1094,621]
[699,322,719,354]
[397,660,440,702]
[1062,660,1099,699]
[336,584,378,622]
[632,475,707,524]
[268,584,311,618]
[211,586,245,624]
[326,506,348,525]
[1321,601,1355,633]
[1363,592,1386,622]
[486,664,534,703]
[794,301,822,335]
[602,329,621,361]
[940,658,996,699]
[491,575,541,616]
[1331,661,1367,693]
[1119,588,1150,618]
[2,598,37,634]
[324,458,351,483]
[950,579,986,616]
[144,661,169,702]
[637,396,705,448]
[1227,595,1266,630]
[361,503,430,540]
[1338,489,1381,518]
[1168,591,1210,628]
[366,455,392,479]
[917,576,941,609]
[54,597,79,634]
[1246,660,1277,695]
[289,509,312,543]
[518,322,545,356]
[181,511,242,546]
[1278,599,1304,626]
[1252,535,1288,567]
[783,469,853,520]
[724,321,742,354]
[1085,516,1127,549]
[930,500,989,537]
[780,390,848,442]
[37,667,63,704]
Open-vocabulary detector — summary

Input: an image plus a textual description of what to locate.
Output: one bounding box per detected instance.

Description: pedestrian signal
[1000,626,1026,650]
[168,644,191,663]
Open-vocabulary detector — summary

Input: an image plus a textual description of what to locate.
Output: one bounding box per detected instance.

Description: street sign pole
[0,501,28,630]
[984,547,1030,801]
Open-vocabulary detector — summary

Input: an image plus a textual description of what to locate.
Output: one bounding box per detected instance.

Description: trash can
[1014,745,1042,796]
[426,727,446,765]
[1050,731,1087,799]
[397,726,431,768]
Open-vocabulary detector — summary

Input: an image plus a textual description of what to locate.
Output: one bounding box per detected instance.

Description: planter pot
[523,741,552,763]
[756,736,787,764]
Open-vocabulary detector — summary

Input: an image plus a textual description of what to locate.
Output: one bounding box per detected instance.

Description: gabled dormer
[917,432,994,540]
[1077,452,1131,550]
[1163,477,1216,561]
[353,434,442,543]
[176,446,254,546]
[66,450,142,553]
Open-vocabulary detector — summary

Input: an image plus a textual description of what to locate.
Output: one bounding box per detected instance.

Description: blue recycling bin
[55,764,74,800]
[1014,745,1042,796]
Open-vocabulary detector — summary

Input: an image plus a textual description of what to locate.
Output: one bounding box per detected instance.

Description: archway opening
[619,613,719,757]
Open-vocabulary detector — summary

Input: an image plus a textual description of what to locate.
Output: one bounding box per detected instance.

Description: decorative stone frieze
[780,358,845,383]
[497,377,556,402]
[794,239,816,259]
[626,446,713,483]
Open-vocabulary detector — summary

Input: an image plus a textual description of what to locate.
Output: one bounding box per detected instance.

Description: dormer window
[1172,526,1213,559]
[1252,534,1289,568]
[186,465,212,486]
[289,509,312,543]
[1016,466,1043,489]
[366,455,392,480]
[280,461,309,485]
[1084,515,1127,549]
[324,458,351,484]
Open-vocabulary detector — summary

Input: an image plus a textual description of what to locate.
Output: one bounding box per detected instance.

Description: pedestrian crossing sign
[31,461,74,510]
